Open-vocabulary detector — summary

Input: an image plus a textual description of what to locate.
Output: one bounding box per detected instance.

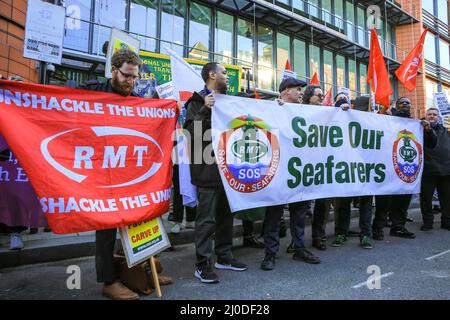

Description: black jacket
[392,108,437,149]
[424,124,450,176]
[78,79,138,97]
[183,89,222,187]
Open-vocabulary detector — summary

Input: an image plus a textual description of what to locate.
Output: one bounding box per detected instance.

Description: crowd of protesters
[1,49,449,300]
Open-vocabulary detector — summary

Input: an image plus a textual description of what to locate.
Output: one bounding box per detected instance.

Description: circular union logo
[392,129,423,183]
[217,115,280,193]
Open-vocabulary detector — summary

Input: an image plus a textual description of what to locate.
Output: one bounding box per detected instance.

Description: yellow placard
[127,219,162,254]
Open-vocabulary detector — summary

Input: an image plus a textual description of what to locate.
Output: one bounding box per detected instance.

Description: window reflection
[293,39,306,81]
[215,11,234,65]
[189,3,211,61]
[257,25,273,90]
[161,0,186,57]
[64,0,91,53]
[277,33,290,88]
[130,0,158,52]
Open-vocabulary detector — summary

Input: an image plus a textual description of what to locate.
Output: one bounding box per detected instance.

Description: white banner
[212,95,424,212]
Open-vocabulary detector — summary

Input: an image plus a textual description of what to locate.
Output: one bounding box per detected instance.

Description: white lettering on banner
[0,89,176,118]
[212,94,424,213]
[40,127,164,188]
[39,187,171,214]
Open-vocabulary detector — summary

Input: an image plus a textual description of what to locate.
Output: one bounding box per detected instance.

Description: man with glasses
[80,49,142,300]
[420,107,450,231]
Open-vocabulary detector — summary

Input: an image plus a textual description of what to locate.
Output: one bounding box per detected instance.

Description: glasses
[117,68,139,81]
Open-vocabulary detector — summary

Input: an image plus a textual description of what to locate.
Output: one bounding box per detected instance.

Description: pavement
[1,205,449,300]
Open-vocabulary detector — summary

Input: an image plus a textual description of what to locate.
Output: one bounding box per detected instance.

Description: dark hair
[302,85,322,104]
[111,49,141,69]
[201,62,220,82]
[334,92,348,103]
[396,96,410,106]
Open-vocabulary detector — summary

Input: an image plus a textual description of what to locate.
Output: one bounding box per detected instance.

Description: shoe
[195,264,219,283]
[286,241,296,254]
[360,235,373,249]
[243,236,265,249]
[184,221,195,229]
[372,230,384,241]
[441,225,450,231]
[215,258,247,271]
[331,234,347,247]
[170,223,181,234]
[312,238,327,251]
[9,233,24,250]
[420,225,433,231]
[390,228,416,239]
[102,281,139,300]
[261,254,276,270]
[406,218,413,223]
[293,248,321,264]
[433,205,441,213]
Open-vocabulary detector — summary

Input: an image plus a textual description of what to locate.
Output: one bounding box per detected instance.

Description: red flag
[285,59,292,71]
[322,88,333,106]
[395,28,427,91]
[254,87,261,100]
[367,28,393,110]
[0,80,177,234]
[310,72,320,85]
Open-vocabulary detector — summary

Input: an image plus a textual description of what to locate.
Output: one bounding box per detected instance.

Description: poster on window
[105,28,141,78]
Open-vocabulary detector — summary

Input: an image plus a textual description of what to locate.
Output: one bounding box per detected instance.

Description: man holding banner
[79,49,142,300]
[184,62,247,284]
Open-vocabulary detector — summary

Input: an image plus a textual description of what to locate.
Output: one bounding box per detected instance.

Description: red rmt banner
[0,80,177,234]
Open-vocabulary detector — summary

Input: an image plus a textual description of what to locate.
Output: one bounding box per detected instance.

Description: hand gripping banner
[0,80,177,234]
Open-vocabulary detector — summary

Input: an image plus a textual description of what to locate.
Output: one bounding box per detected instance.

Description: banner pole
[150,257,162,298]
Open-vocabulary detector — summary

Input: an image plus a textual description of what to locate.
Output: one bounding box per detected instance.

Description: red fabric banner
[0,80,177,234]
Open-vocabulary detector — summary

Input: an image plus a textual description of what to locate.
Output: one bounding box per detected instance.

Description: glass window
[93,0,127,55]
[424,33,437,63]
[215,11,234,65]
[322,0,332,24]
[359,63,367,95]
[257,25,273,91]
[323,50,333,93]
[334,0,344,29]
[422,0,434,14]
[293,38,306,81]
[161,0,186,57]
[426,79,438,108]
[277,0,290,5]
[293,0,306,13]
[437,0,448,23]
[309,44,320,82]
[376,18,385,55]
[237,19,254,89]
[188,3,211,61]
[386,23,396,60]
[308,0,319,18]
[336,54,345,88]
[348,58,356,99]
[356,7,365,46]
[439,39,450,70]
[130,0,158,52]
[277,32,290,88]
[64,0,92,53]
[346,1,355,41]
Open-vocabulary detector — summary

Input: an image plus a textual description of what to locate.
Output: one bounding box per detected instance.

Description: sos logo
[217,115,280,193]
[392,129,423,183]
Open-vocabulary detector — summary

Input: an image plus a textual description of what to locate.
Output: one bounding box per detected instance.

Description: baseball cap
[279,77,307,93]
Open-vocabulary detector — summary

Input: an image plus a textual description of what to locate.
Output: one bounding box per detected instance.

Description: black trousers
[420,175,450,227]
[372,195,392,232]
[263,201,310,255]
[390,194,412,231]
[312,198,331,239]
[95,228,117,284]
[335,196,372,237]
[170,165,196,223]
[195,186,234,267]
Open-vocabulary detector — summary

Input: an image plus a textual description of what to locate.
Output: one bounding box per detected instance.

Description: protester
[420,107,450,231]
[77,49,143,300]
[331,96,374,249]
[377,97,436,239]
[0,75,46,250]
[301,85,331,251]
[184,62,247,283]
[261,78,321,271]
